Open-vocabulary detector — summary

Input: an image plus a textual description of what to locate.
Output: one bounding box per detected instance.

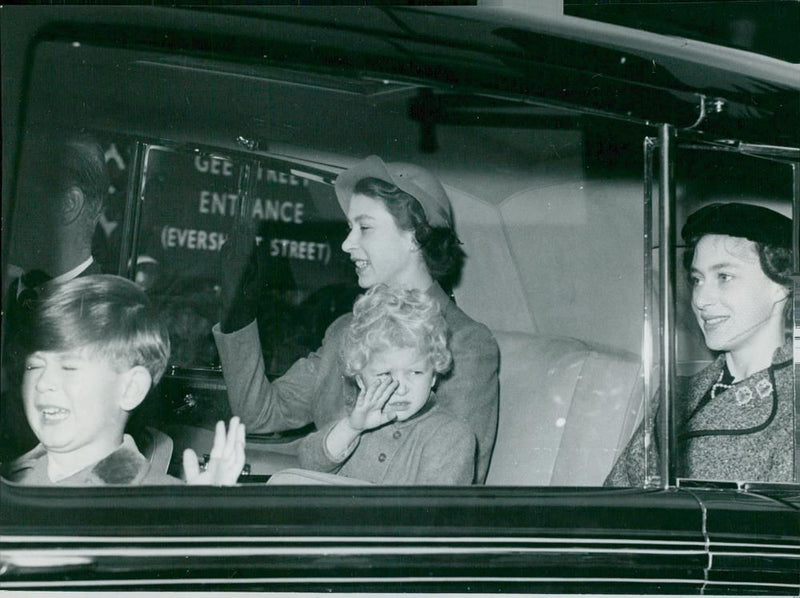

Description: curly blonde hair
[341,284,451,378]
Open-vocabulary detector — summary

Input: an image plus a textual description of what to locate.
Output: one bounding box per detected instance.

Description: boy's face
[362,347,436,421]
[22,349,132,458]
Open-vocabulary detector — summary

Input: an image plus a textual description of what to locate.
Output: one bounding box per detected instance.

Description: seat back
[136,426,174,475]
[486,332,642,486]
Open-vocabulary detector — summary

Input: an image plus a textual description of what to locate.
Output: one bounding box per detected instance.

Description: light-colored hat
[334,155,453,228]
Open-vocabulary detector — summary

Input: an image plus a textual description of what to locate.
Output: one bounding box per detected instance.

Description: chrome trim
[658,123,678,488]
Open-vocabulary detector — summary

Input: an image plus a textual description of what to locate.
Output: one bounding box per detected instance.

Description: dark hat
[335,155,453,228]
[681,202,793,248]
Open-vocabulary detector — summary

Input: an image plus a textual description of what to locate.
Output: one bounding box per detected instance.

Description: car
[1,3,798,593]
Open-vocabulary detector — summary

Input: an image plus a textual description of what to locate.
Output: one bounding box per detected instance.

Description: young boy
[297,285,476,484]
[3,275,245,486]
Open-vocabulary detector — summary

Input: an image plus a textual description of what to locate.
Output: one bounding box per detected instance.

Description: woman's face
[690,234,788,355]
[341,193,421,289]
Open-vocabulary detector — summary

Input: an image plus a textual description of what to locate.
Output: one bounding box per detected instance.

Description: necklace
[710,365,735,400]
[710,371,734,400]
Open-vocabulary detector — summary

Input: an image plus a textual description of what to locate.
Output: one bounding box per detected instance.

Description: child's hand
[348,375,399,432]
[184,416,246,486]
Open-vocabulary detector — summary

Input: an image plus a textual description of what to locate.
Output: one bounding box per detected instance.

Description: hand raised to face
[347,374,399,432]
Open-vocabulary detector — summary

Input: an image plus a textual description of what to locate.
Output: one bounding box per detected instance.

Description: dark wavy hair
[353,177,464,289]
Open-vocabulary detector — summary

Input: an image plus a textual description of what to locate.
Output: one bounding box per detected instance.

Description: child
[297,284,476,484]
[3,275,245,486]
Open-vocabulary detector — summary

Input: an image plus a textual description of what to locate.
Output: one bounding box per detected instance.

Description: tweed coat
[605,341,794,486]
[213,282,499,482]
[297,401,476,485]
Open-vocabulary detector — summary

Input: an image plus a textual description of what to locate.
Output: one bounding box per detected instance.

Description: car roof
[20,5,799,149]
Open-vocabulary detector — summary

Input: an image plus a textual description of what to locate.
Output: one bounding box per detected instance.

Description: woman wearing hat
[213,156,499,483]
[606,202,795,485]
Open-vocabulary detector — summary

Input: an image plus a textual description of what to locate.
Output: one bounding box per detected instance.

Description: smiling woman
[0,4,798,593]
[606,202,794,485]
[214,155,500,484]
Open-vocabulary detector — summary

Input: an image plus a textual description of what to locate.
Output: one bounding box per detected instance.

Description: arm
[214,221,324,433]
[604,417,646,487]
[213,317,345,434]
[298,376,398,473]
[605,389,664,487]
[436,318,499,484]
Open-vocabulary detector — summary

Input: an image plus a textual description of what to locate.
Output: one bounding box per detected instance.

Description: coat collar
[5,435,150,486]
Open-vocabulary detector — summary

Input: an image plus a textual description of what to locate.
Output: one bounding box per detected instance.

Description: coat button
[378,453,387,462]
[393,430,402,439]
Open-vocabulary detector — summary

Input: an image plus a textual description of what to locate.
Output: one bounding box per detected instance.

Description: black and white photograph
[1,1,798,594]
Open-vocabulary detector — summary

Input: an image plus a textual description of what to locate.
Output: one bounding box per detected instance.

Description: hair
[33,131,109,228]
[341,284,452,378]
[353,177,465,286]
[683,235,794,329]
[23,275,171,384]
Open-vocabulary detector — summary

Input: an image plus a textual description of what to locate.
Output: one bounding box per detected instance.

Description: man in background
[1,131,110,461]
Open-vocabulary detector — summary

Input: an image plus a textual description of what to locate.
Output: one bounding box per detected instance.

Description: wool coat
[3,435,182,486]
[213,282,499,482]
[605,341,795,486]
[298,401,475,485]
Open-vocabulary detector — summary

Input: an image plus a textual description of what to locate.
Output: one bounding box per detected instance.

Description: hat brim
[334,155,394,216]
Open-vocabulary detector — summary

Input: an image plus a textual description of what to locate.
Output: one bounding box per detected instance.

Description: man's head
[13,131,109,272]
[21,275,170,458]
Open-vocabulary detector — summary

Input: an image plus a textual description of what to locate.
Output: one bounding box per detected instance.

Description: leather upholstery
[486,332,642,486]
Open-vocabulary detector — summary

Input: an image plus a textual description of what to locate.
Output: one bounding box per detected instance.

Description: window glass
[643,146,798,485]
[134,146,358,372]
[10,33,793,489]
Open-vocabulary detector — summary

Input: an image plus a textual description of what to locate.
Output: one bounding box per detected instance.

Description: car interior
[3,22,796,489]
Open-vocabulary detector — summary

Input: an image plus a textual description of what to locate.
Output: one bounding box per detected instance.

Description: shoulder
[324,312,353,338]
[429,285,497,350]
[685,355,725,394]
[2,444,48,483]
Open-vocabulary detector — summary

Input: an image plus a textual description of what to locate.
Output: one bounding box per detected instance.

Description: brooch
[734,387,753,406]
[733,380,773,406]
[754,379,773,400]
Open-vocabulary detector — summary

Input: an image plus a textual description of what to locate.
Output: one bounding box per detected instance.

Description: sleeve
[297,420,359,474]
[604,418,646,487]
[414,420,476,485]
[212,318,341,434]
[604,389,663,487]
[436,320,499,484]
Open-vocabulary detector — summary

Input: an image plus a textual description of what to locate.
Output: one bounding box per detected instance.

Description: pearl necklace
[710,368,735,400]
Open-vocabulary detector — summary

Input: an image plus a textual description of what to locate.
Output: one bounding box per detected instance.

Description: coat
[297,401,476,485]
[605,341,794,486]
[213,282,499,482]
[3,435,182,486]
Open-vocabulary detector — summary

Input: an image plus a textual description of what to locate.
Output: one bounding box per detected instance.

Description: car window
[640,143,798,487]
[2,30,796,489]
